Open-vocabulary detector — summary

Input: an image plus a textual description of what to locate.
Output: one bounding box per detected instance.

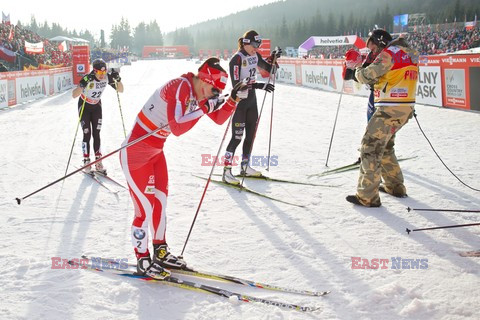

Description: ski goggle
[243,36,262,48]
[94,69,107,75]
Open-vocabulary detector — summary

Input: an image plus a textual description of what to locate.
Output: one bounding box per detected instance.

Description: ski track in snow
[0,59,479,320]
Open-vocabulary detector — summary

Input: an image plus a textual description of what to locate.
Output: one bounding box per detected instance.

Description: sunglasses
[94,69,107,75]
[211,88,221,97]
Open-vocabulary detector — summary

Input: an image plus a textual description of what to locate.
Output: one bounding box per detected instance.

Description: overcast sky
[2,0,278,37]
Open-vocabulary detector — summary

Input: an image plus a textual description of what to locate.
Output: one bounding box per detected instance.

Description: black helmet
[92,58,107,71]
[367,29,392,48]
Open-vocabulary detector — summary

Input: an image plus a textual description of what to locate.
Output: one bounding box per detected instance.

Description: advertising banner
[0,79,7,109]
[444,68,467,108]
[417,65,442,106]
[15,76,48,104]
[53,72,74,94]
[301,64,342,92]
[275,64,296,84]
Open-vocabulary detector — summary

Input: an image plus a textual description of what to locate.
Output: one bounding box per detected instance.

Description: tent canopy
[49,36,89,43]
[49,36,73,42]
[71,37,89,43]
[298,35,366,56]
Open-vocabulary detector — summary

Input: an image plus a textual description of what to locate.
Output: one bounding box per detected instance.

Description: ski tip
[15,197,22,205]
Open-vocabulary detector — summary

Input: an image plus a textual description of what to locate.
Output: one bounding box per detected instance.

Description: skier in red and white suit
[120,58,248,279]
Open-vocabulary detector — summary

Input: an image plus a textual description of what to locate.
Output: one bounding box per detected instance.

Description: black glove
[253,82,275,93]
[79,73,95,88]
[110,70,121,82]
[343,68,357,82]
[270,47,282,60]
[231,80,249,101]
[362,51,377,68]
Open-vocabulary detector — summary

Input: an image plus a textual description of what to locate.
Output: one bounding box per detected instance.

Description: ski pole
[407,207,480,213]
[325,81,345,167]
[406,222,480,234]
[180,113,234,257]
[266,65,277,172]
[114,79,127,138]
[239,54,278,188]
[64,96,87,176]
[16,122,172,205]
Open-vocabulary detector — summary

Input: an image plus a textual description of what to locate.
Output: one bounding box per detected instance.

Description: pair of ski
[308,156,418,178]
[80,169,127,194]
[73,256,328,312]
[194,173,340,208]
[194,175,306,208]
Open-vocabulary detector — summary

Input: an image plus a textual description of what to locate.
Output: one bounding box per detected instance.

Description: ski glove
[269,47,282,60]
[253,82,275,93]
[231,80,249,101]
[200,95,226,114]
[362,51,378,68]
[110,70,121,82]
[343,68,357,82]
[79,73,95,88]
[344,48,362,69]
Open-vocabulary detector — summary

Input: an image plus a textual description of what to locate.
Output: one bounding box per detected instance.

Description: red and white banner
[25,41,44,54]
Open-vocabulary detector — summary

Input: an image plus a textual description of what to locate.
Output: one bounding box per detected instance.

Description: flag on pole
[8,25,14,41]
[2,12,11,25]
[58,41,67,52]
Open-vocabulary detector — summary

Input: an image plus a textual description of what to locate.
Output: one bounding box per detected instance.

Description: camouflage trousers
[356,105,414,205]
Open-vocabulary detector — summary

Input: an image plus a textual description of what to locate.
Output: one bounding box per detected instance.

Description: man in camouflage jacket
[343,29,419,207]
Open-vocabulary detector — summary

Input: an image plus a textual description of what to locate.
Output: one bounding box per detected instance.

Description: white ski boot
[222,166,240,185]
[95,155,107,175]
[83,157,92,174]
[240,162,262,177]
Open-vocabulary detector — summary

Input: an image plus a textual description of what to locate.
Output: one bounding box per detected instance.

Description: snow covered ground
[0,59,479,320]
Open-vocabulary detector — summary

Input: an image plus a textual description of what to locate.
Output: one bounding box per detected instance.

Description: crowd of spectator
[305,25,480,59]
[405,27,480,55]
[0,22,72,71]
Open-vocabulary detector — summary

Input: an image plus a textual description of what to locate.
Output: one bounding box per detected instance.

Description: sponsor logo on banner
[416,66,442,106]
[275,64,296,84]
[0,80,7,109]
[445,69,466,106]
[441,56,467,65]
[77,64,85,72]
[302,65,341,92]
[329,68,337,90]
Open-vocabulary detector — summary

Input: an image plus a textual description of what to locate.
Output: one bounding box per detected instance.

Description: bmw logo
[133,229,146,240]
